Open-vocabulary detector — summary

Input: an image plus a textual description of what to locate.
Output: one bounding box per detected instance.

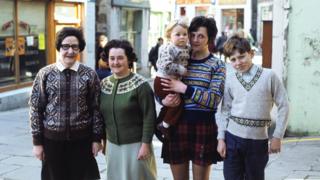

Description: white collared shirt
[56,60,80,72]
[240,64,258,82]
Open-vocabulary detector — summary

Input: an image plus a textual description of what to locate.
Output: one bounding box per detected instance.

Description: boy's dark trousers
[224,131,269,180]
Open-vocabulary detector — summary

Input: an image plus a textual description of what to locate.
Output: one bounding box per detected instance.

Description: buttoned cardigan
[100,73,156,145]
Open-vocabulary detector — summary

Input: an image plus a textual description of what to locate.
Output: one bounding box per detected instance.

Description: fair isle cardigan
[100,73,156,145]
[29,63,104,145]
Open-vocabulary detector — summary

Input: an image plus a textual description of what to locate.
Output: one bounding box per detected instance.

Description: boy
[216,35,289,180]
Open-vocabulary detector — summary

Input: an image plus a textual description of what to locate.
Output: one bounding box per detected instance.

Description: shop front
[0,0,89,93]
[0,0,94,111]
[0,0,48,91]
[105,0,150,76]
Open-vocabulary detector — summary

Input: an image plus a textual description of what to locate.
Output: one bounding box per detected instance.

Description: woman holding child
[160,16,226,180]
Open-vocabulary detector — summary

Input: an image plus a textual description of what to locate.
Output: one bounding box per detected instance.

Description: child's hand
[217,139,226,158]
[269,137,281,154]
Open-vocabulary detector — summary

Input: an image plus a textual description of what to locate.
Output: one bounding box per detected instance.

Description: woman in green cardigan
[99,39,157,180]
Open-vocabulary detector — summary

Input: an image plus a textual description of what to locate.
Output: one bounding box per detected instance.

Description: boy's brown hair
[223,35,251,57]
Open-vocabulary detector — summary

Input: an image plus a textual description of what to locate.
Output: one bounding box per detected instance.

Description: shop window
[18,1,47,83]
[195,6,209,16]
[222,9,244,36]
[0,0,15,86]
[0,0,47,87]
[120,9,142,61]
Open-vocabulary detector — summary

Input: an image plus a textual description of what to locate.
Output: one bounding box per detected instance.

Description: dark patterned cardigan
[29,63,104,145]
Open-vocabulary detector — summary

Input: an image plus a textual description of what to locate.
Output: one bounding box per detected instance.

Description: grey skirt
[105,141,157,180]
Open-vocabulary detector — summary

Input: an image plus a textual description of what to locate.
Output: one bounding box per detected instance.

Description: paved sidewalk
[1,108,320,180]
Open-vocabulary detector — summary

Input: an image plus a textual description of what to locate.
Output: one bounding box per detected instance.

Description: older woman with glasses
[29,27,104,180]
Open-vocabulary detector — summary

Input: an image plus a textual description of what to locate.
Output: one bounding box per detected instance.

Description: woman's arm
[160,78,187,94]
[29,70,46,146]
[88,71,105,143]
[161,60,226,109]
[137,83,157,143]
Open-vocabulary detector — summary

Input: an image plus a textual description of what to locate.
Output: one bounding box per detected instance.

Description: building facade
[0,0,96,111]
[148,0,173,49]
[272,0,320,135]
[174,0,215,22]
[214,0,252,36]
[96,0,151,76]
[173,0,253,38]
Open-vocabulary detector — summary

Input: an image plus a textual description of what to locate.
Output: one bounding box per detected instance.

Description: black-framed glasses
[61,44,80,51]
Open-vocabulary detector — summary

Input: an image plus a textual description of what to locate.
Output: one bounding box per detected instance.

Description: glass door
[54,2,82,62]
[0,0,15,86]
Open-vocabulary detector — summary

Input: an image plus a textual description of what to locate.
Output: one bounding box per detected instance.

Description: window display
[0,0,47,86]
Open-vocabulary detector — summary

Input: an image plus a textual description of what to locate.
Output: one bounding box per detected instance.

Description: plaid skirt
[161,117,223,166]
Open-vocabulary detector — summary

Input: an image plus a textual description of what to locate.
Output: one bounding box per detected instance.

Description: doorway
[262,20,272,68]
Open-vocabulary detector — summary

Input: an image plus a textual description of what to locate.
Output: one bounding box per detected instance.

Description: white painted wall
[272,0,320,135]
[271,0,289,80]
[82,1,96,69]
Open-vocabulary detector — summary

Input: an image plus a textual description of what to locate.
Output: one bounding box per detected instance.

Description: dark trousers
[154,76,183,126]
[224,132,269,180]
[41,138,100,180]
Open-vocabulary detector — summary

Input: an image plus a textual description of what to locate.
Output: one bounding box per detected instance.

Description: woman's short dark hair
[188,16,218,44]
[101,39,137,69]
[55,27,86,52]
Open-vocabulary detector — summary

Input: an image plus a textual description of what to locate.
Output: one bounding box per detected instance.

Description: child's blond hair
[165,18,189,40]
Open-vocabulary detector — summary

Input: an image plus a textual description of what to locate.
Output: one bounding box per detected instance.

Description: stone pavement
[1,108,320,180]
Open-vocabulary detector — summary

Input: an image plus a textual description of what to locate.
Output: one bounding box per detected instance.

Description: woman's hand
[92,142,102,157]
[162,93,181,107]
[217,139,226,158]
[160,78,187,94]
[137,143,151,160]
[33,145,44,161]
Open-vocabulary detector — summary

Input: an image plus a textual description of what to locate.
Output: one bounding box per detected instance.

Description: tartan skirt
[161,117,222,166]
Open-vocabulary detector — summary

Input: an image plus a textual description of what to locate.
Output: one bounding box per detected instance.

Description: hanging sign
[5,38,15,57]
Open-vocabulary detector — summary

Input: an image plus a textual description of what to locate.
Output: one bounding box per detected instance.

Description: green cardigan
[100,73,156,145]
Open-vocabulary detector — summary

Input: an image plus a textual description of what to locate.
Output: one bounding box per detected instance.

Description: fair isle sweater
[216,64,289,140]
[100,73,156,145]
[29,62,104,145]
[182,54,225,122]
[156,42,189,79]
